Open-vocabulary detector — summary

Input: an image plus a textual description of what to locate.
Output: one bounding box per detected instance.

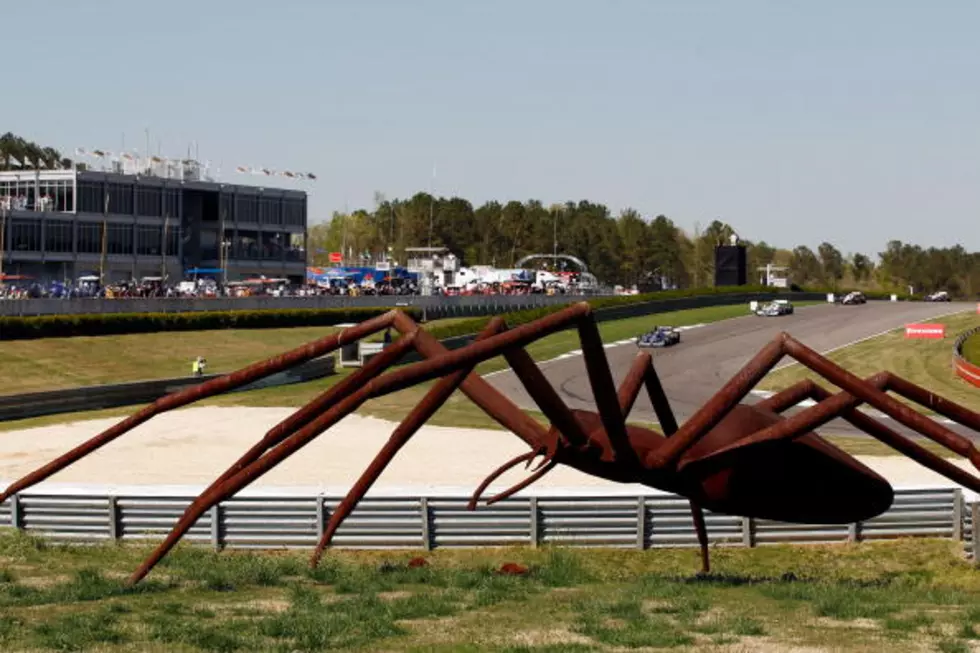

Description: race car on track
[840,291,866,305]
[755,299,794,316]
[925,290,951,302]
[637,326,681,348]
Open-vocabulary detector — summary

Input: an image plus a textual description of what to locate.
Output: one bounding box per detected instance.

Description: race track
[487,301,977,439]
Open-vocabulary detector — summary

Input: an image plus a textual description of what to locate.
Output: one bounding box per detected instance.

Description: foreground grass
[760,310,980,413]
[0,303,792,433]
[0,531,977,651]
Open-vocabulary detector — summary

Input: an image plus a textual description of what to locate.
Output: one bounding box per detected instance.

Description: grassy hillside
[0,532,974,652]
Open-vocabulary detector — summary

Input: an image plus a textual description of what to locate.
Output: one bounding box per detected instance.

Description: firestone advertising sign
[904,324,946,339]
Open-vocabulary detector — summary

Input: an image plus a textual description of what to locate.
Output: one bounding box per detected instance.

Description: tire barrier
[953,326,980,388]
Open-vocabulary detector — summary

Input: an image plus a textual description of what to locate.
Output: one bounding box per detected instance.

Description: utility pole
[162,213,169,280]
[427,164,435,250]
[0,199,7,282]
[100,191,109,285]
[219,208,228,286]
[553,206,558,262]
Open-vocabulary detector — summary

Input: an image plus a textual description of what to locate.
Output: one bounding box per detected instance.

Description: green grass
[0,303,804,433]
[0,316,476,396]
[760,310,980,414]
[963,331,980,366]
[0,530,978,651]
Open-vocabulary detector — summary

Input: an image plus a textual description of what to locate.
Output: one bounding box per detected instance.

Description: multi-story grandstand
[0,160,307,284]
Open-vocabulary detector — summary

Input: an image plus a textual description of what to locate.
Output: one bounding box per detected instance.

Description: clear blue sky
[6,0,978,256]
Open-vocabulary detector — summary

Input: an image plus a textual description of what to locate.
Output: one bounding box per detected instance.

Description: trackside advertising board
[905,324,945,339]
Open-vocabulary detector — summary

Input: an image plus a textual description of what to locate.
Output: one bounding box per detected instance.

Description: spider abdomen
[677,404,894,524]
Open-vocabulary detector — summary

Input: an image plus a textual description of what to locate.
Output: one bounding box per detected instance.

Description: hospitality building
[0,160,307,284]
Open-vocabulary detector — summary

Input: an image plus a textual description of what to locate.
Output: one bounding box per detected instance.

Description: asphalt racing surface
[486,301,977,440]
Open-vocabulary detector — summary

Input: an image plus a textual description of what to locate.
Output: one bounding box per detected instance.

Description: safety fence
[0,290,830,319]
[953,326,980,389]
[0,488,975,561]
[0,293,590,318]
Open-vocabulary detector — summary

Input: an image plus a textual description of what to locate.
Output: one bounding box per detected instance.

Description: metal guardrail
[953,326,980,388]
[0,488,973,560]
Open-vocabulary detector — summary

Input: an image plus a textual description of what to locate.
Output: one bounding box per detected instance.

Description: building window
[77,181,104,213]
[163,188,180,218]
[283,197,306,226]
[108,183,134,216]
[136,225,162,255]
[36,180,74,213]
[235,230,259,259]
[77,223,102,254]
[236,195,258,223]
[107,223,133,255]
[259,197,280,225]
[260,231,286,260]
[287,232,304,261]
[9,219,41,251]
[165,225,180,256]
[137,186,163,217]
[220,194,234,222]
[45,220,74,253]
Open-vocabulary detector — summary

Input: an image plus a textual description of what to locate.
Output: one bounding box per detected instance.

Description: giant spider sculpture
[2,302,979,586]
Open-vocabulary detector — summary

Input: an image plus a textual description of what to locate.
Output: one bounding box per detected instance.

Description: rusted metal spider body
[2,302,978,586]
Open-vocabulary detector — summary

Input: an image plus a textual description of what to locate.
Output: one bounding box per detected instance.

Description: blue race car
[637,326,681,348]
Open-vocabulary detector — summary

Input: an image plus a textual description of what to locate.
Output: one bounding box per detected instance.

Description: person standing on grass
[192,356,207,377]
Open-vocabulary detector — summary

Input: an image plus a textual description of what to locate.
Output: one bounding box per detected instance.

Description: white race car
[755,300,794,316]
[840,291,866,305]
[925,291,950,302]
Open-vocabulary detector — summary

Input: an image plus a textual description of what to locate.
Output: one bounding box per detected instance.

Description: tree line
[3,130,976,296]
[0,133,73,170]
[309,192,980,297]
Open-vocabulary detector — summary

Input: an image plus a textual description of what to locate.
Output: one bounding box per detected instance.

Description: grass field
[760,310,980,413]
[964,331,980,366]
[0,531,976,652]
[0,303,788,433]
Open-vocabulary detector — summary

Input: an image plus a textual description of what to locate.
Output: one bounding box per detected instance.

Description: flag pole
[100,191,109,286]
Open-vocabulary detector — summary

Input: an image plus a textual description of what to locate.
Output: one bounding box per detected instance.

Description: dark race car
[637,325,681,348]
[755,300,794,316]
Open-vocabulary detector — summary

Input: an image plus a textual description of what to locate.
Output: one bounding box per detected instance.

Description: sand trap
[0,406,975,499]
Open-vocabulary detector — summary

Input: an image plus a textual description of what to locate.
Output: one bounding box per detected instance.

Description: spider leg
[131,302,590,582]
[645,336,787,469]
[681,370,980,495]
[0,310,400,504]
[308,317,511,567]
[786,383,980,493]
[642,331,980,472]
[127,331,420,585]
[500,346,592,448]
[617,352,710,572]
[781,335,980,470]
[871,372,980,432]
[197,335,421,500]
[496,311,638,462]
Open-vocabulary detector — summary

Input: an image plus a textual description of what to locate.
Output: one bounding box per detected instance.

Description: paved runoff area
[0,301,976,497]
